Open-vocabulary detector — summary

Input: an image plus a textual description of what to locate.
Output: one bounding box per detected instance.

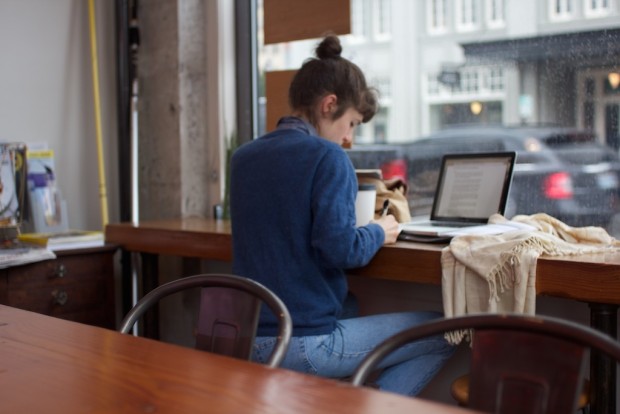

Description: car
[345,143,407,182]
[348,125,620,229]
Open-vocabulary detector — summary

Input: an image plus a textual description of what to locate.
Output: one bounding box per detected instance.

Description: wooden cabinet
[0,245,117,329]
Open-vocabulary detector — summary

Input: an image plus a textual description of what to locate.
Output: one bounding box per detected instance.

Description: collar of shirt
[276,116,318,137]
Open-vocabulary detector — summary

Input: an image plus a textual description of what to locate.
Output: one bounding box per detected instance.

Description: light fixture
[470,101,483,115]
[608,72,620,90]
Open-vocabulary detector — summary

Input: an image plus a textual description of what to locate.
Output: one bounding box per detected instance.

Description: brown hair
[288,34,378,126]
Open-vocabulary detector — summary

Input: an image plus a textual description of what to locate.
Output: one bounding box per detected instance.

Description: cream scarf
[441,213,620,344]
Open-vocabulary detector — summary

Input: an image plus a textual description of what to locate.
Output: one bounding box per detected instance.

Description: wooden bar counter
[106,218,620,305]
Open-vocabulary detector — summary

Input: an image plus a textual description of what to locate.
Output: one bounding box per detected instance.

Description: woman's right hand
[372,215,400,244]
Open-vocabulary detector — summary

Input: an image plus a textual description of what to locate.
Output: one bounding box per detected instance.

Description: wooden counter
[106,218,620,305]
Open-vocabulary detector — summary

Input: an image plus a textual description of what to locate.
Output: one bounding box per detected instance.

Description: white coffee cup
[355,184,377,227]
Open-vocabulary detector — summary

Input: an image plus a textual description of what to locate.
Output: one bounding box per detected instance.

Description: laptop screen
[430,152,516,223]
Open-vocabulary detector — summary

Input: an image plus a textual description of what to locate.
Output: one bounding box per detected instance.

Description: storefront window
[254,0,620,233]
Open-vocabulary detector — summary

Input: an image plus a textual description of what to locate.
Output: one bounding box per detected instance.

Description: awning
[461,28,620,63]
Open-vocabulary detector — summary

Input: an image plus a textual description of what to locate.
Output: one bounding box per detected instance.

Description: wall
[0,0,231,229]
[0,0,118,231]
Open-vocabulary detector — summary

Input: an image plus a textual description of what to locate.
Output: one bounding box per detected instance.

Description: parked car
[347,125,620,229]
[345,143,407,181]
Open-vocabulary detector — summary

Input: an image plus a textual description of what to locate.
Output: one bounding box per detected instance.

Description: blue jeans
[252,311,455,396]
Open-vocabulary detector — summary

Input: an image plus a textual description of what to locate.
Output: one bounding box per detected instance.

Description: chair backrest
[351,313,620,413]
[119,273,292,368]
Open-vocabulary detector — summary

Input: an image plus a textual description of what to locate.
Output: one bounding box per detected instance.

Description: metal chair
[119,273,292,368]
[351,313,620,413]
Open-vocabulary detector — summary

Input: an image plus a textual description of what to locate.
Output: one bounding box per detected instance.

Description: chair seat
[450,374,590,409]
[450,375,470,405]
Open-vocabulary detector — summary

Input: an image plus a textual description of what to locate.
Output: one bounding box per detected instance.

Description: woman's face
[317,106,363,147]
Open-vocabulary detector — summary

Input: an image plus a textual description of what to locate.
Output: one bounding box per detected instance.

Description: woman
[230,34,453,396]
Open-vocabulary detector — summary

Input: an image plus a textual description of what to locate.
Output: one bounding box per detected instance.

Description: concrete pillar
[138,0,218,220]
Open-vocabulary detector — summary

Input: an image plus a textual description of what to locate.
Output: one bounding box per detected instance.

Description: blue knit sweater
[230,117,385,336]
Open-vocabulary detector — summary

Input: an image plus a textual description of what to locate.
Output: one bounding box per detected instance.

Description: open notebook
[400,151,516,238]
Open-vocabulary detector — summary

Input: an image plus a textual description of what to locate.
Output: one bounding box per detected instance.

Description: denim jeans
[252,311,455,396]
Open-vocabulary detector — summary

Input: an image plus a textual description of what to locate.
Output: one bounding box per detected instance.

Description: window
[373,76,392,102]
[350,0,392,43]
[456,0,480,31]
[428,67,505,97]
[486,0,505,28]
[549,0,575,21]
[485,67,504,91]
[253,0,620,232]
[460,70,479,93]
[427,0,448,34]
[373,0,392,41]
[584,0,612,18]
[350,0,367,42]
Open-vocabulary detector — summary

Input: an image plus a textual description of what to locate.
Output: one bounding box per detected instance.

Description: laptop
[399,151,516,238]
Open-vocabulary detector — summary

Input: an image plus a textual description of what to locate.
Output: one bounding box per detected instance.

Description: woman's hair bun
[315,34,342,60]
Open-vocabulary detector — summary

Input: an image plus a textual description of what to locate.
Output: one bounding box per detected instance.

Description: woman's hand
[372,215,400,244]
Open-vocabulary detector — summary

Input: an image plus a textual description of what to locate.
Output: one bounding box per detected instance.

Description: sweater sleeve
[310,147,385,269]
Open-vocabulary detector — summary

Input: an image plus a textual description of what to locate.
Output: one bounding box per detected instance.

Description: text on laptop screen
[433,155,514,221]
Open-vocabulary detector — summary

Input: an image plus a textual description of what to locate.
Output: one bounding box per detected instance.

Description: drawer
[7,252,113,288]
[1,246,117,328]
[6,276,107,317]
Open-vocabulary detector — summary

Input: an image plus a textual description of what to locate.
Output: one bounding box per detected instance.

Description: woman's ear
[319,94,338,118]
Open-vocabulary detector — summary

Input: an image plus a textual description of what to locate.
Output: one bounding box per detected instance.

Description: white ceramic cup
[355,184,377,227]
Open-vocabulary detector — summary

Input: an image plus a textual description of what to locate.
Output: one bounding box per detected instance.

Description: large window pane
[255,0,620,233]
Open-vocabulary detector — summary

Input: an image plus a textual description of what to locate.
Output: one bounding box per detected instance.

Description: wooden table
[0,305,478,414]
[105,218,620,304]
[106,218,620,414]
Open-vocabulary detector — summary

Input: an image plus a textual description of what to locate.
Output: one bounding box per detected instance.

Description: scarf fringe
[486,236,556,303]
[445,329,471,345]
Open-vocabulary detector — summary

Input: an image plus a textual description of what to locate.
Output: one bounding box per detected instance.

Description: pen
[381,199,390,217]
